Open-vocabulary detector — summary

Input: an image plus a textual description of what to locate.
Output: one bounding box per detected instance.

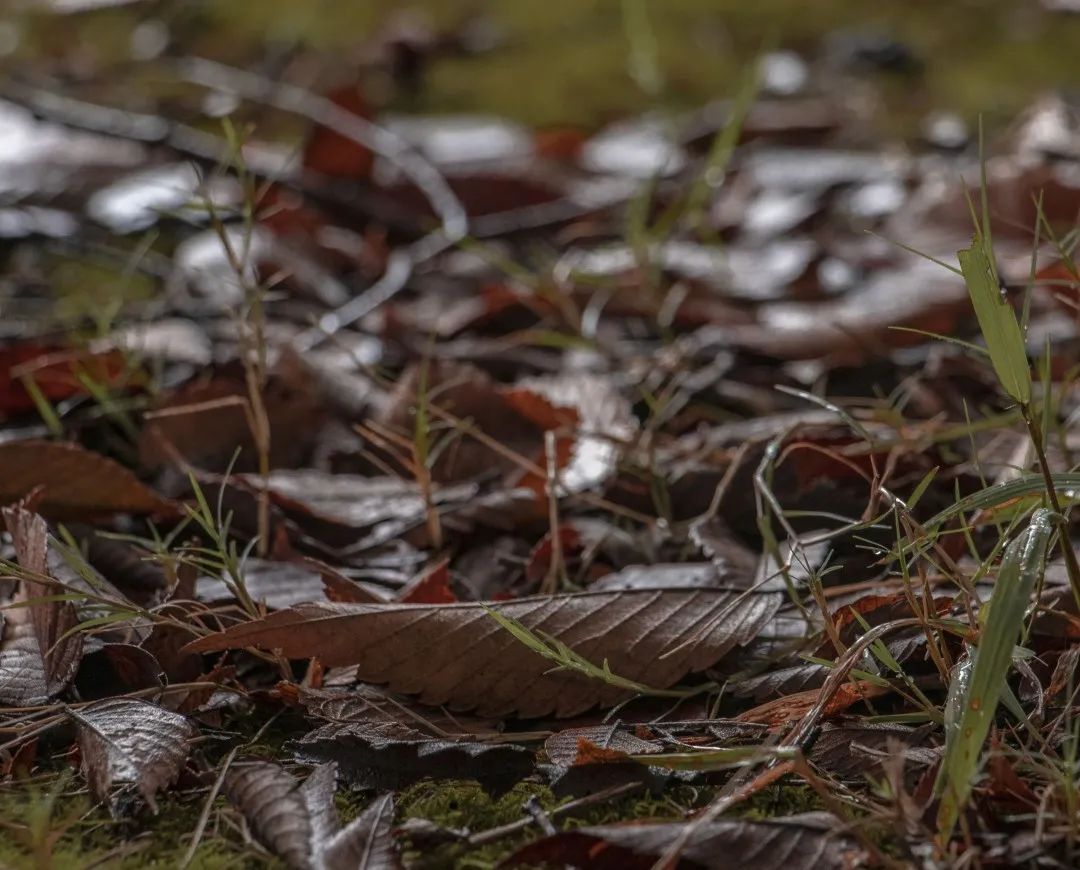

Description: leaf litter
[2,5,1080,868]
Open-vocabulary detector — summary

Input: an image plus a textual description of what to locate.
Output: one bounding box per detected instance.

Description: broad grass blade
[935,508,1053,840]
[957,239,1031,404]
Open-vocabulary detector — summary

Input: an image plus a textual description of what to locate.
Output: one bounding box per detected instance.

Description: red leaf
[398,560,457,604]
[302,84,375,179]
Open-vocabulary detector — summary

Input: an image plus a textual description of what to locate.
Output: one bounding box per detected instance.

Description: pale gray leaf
[71,698,196,811]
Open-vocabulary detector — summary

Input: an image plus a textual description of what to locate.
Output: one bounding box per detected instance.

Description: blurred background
[2,0,1080,346]
[4,0,1080,133]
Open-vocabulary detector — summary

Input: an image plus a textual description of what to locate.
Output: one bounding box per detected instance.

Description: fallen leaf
[816,593,954,658]
[283,684,529,792]
[0,343,129,420]
[74,643,163,700]
[502,812,865,869]
[249,469,478,552]
[293,724,533,794]
[320,791,402,870]
[544,725,662,767]
[138,371,325,474]
[397,560,457,604]
[732,663,828,702]
[225,761,402,870]
[737,680,890,727]
[0,504,84,705]
[70,698,196,812]
[377,361,546,483]
[186,587,779,717]
[302,84,375,180]
[197,559,330,610]
[505,374,637,496]
[0,441,175,520]
[809,721,934,779]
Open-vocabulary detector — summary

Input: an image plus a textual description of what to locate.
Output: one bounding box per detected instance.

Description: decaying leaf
[502,812,865,869]
[70,698,196,811]
[320,792,402,870]
[0,504,84,705]
[544,725,662,767]
[808,720,936,779]
[187,586,779,717]
[0,441,175,519]
[284,684,532,792]
[736,680,890,727]
[225,761,402,870]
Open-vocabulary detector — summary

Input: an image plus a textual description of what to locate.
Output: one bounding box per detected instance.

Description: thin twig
[178,711,282,869]
[175,57,468,350]
[467,781,643,848]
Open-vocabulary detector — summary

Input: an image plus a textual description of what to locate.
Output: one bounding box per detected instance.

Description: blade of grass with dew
[935,508,1054,840]
[897,472,1080,552]
[629,745,798,771]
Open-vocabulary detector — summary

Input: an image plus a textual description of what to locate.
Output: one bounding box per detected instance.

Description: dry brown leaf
[70,698,196,811]
[225,761,401,870]
[736,680,890,727]
[808,721,935,779]
[0,441,175,520]
[0,504,83,705]
[283,684,527,792]
[320,792,402,870]
[187,587,778,717]
[502,812,865,869]
[226,760,336,870]
[138,372,325,474]
[544,725,662,767]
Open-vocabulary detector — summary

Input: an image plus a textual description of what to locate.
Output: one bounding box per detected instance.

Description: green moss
[393,777,837,868]
[0,773,275,870]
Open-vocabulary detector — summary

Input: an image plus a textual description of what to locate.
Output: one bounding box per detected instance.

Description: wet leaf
[138,372,326,474]
[197,559,330,610]
[320,792,402,870]
[70,698,196,812]
[0,504,84,705]
[736,680,890,727]
[187,586,778,717]
[293,725,534,794]
[936,509,1054,840]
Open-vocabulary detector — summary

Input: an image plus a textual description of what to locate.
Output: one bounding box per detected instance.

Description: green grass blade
[897,472,1080,551]
[957,240,1031,404]
[935,508,1053,840]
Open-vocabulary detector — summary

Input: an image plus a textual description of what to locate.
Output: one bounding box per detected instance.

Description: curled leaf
[0,504,83,705]
[70,698,196,812]
[225,761,402,870]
